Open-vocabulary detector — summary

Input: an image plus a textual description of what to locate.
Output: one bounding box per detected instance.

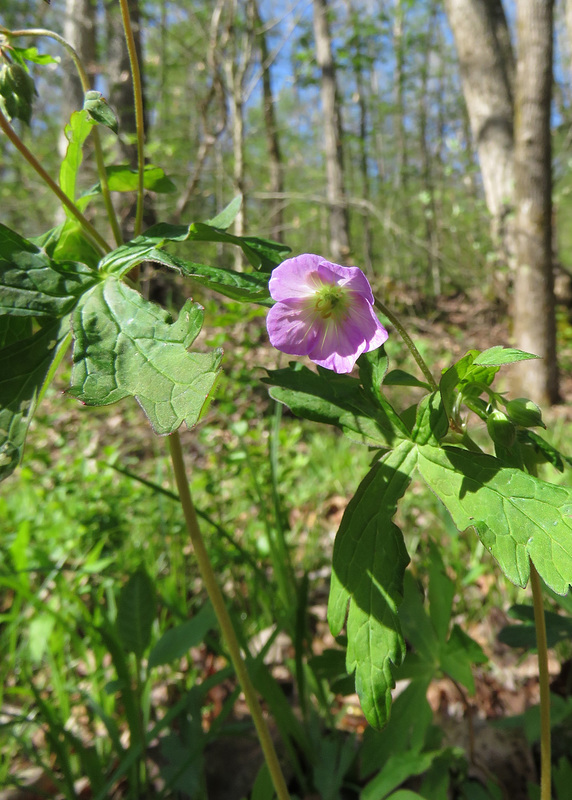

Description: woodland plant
[1,6,572,800]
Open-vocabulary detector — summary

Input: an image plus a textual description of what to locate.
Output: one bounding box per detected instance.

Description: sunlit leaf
[60,110,93,218]
[69,278,222,435]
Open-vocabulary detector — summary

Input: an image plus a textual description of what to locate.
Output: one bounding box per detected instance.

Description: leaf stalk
[167,431,291,800]
[2,27,123,247]
[0,107,110,255]
[530,560,551,800]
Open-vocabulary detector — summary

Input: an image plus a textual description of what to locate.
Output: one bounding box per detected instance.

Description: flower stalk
[373,297,438,390]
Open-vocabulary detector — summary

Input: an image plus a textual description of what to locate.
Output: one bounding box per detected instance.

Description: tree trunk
[418,1,441,295]
[512,0,559,404]
[312,0,350,263]
[221,0,255,268]
[253,0,284,243]
[444,0,516,267]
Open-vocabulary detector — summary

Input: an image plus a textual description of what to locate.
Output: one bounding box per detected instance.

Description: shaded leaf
[0,223,98,317]
[0,317,32,347]
[148,604,216,668]
[498,603,572,650]
[417,445,572,594]
[116,566,157,657]
[328,441,417,728]
[411,392,448,446]
[384,369,431,390]
[0,316,71,481]
[265,362,409,448]
[439,625,487,693]
[69,279,222,435]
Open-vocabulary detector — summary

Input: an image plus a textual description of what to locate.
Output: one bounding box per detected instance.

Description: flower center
[313,285,348,320]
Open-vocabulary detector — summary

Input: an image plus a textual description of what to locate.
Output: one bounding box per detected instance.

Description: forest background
[3,0,572,799]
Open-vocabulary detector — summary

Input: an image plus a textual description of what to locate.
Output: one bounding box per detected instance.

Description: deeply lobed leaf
[328,441,417,728]
[417,444,572,594]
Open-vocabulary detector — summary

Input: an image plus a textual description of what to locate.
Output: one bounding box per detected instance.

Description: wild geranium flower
[266,254,388,374]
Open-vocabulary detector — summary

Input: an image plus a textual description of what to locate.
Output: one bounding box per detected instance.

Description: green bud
[487,409,516,448]
[505,397,546,429]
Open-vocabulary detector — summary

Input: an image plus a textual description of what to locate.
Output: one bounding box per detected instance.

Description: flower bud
[505,398,546,429]
[487,409,516,448]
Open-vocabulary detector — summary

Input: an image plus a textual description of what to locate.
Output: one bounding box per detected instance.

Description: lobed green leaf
[69,279,222,435]
[328,441,417,728]
[417,445,572,594]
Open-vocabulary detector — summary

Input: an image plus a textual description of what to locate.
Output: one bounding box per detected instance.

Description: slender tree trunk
[419,1,440,295]
[253,0,284,243]
[393,0,408,193]
[312,0,350,263]
[512,0,559,404]
[566,0,572,84]
[221,0,255,267]
[444,0,516,268]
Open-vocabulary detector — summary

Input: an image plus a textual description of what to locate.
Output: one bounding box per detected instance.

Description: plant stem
[0,108,110,255]
[374,298,438,391]
[530,560,551,800]
[168,432,291,800]
[117,0,145,238]
[3,27,123,246]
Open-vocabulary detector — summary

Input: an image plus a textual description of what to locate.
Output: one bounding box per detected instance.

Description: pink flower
[266,254,388,374]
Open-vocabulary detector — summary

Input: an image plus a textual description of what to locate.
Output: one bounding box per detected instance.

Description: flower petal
[268,254,325,301]
[266,299,321,355]
[307,295,388,373]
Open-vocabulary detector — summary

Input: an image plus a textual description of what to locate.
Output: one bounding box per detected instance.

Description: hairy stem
[3,27,123,247]
[374,298,438,390]
[0,108,110,254]
[117,0,146,238]
[168,432,291,800]
[530,561,551,800]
